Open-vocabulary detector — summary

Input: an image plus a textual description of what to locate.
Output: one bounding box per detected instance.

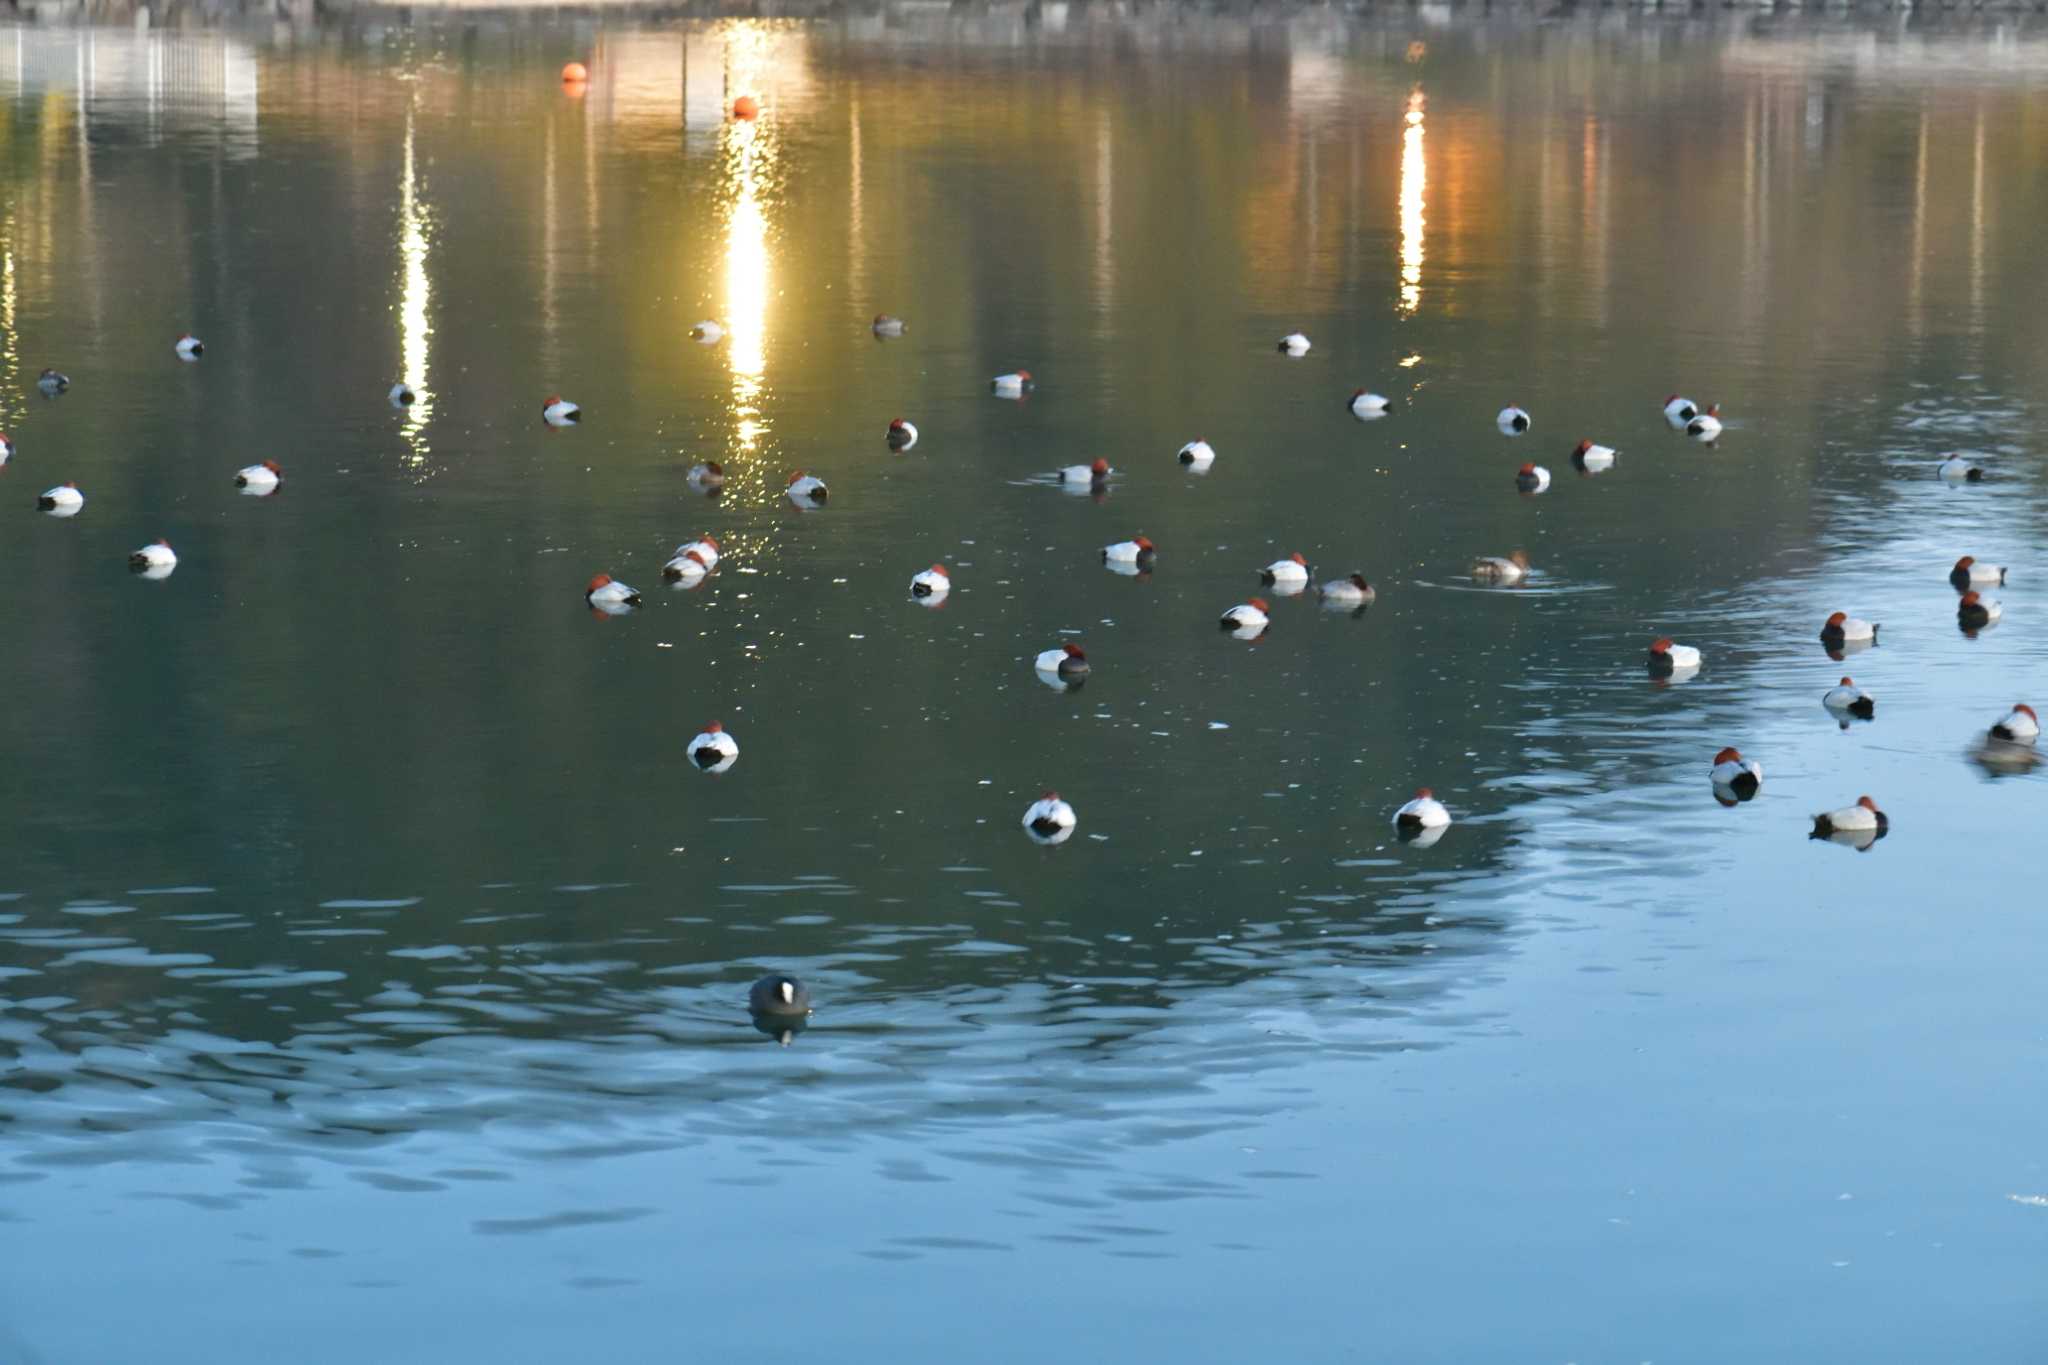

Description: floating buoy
[561,61,588,83]
[732,95,759,120]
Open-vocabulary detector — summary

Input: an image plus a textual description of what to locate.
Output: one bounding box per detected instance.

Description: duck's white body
[888,419,919,451]
[1260,555,1310,589]
[662,550,710,585]
[1687,409,1723,442]
[872,314,907,337]
[1516,464,1551,493]
[786,473,829,505]
[1061,461,1111,486]
[1572,440,1617,473]
[1023,793,1077,845]
[1318,575,1375,607]
[1177,440,1215,470]
[1710,756,1763,790]
[0,432,13,466]
[1824,616,1878,642]
[235,462,281,493]
[1938,455,1986,483]
[1649,641,1702,671]
[1350,390,1390,418]
[1103,539,1154,564]
[542,397,581,426]
[1472,554,1529,584]
[1496,405,1531,435]
[1959,594,2003,625]
[1991,706,2040,745]
[1393,792,1452,829]
[686,462,724,493]
[38,483,84,515]
[690,321,724,344]
[1220,601,1269,634]
[1823,680,1875,717]
[991,371,1033,396]
[1816,801,1881,832]
[129,541,178,573]
[586,578,640,610]
[687,724,739,773]
[389,382,416,407]
[1663,396,1696,426]
[175,334,204,361]
[1953,558,2006,587]
[1278,333,1311,356]
[910,566,950,599]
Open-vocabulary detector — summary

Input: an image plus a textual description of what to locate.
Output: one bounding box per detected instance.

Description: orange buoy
[732,95,759,121]
[561,61,589,83]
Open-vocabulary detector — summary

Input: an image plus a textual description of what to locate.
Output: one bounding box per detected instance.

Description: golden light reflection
[718,23,779,468]
[398,103,434,464]
[1397,88,1426,317]
[1,219,21,429]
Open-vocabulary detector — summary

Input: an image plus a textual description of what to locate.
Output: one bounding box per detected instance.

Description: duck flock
[4,238,2031,1037]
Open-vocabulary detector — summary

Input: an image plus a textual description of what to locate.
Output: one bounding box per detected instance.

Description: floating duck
[910,564,950,599]
[1958,590,2001,631]
[1937,454,1986,483]
[37,483,83,515]
[1819,612,1878,648]
[389,382,416,408]
[732,95,759,121]
[1709,747,1763,801]
[785,470,828,505]
[1950,556,2006,590]
[1220,597,1270,636]
[1990,704,2040,745]
[991,370,1033,396]
[1809,795,1887,849]
[1662,395,1697,426]
[1571,439,1616,473]
[1035,642,1089,680]
[0,432,13,466]
[686,461,724,494]
[1260,553,1310,590]
[129,540,177,576]
[1686,404,1723,442]
[872,314,906,337]
[1496,405,1531,435]
[690,321,724,344]
[585,573,641,613]
[1103,536,1156,567]
[749,973,810,1017]
[1318,574,1375,608]
[1023,791,1077,845]
[1471,550,1531,584]
[672,533,720,570]
[688,722,739,773]
[1177,440,1215,470]
[1647,637,1701,677]
[887,418,919,451]
[1823,677,1875,721]
[174,333,204,361]
[235,460,282,493]
[1515,462,1550,494]
[1060,458,1111,488]
[1278,332,1311,356]
[1349,389,1390,419]
[662,548,710,585]
[542,395,581,426]
[37,368,68,396]
[1393,788,1452,838]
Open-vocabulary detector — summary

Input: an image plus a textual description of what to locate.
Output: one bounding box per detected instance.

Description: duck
[1035,642,1089,680]
[389,382,416,408]
[1662,395,1697,426]
[1103,536,1156,567]
[1571,439,1616,473]
[585,573,641,613]
[542,395,581,426]
[1277,332,1311,356]
[1647,637,1701,677]
[662,548,710,585]
[1809,795,1887,844]
[1349,389,1390,419]
[1823,677,1876,720]
[673,533,720,570]
[887,418,919,451]
[1515,462,1551,494]
[910,564,950,599]
[687,722,740,772]
[1177,440,1215,470]
[1219,597,1270,635]
[1318,574,1376,608]
[1260,553,1310,589]
[1471,550,1530,584]
[1023,791,1077,845]
[1937,454,1986,483]
[785,470,828,504]
[748,973,811,1017]
[1819,612,1878,648]
[174,333,204,361]
[37,368,68,396]
[1709,747,1763,800]
[991,370,1033,396]
[128,540,178,575]
[36,482,83,515]
[1950,556,2006,590]
[690,321,724,344]
[0,432,13,466]
[1990,704,2040,745]
[1958,590,2001,630]
[686,461,724,494]
[1393,788,1452,833]
[1496,404,1531,435]
[235,460,282,493]
[872,314,906,337]
[1686,404,1723,442]
[1060,458,1111,488]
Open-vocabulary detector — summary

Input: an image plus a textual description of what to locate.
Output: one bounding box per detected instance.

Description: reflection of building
[0,29,258,157]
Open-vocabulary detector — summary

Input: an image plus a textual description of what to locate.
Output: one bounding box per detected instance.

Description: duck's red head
[704,461,723,475]
[873,313,890,325]
[700,533,720,549]
[889,418,910,431]
[1960,591,1981,606]
[1016,370,1032,382]
[1713,746,1742,765]
[705,722,724,734]
[786,469,807,485]
[1955,556,1975,570]
[1664,394,1679,405]
[2016,704,2039,722]
[178,332,194,341]
[1134,536,1154,551]
[1574,439,1592,454]
[586,574,612,592]
[928,564,948,576]
[63,481,76,489]
[1825,611,1848,628]
[1289,552,1307,565]
[1351,388,1369,399]
[544,394,562,406]
[684,550,708,567]
[1415,787,1434,799]
[1857,796,1879,812]
[1350,574,1371,590]
[1063,643,1086,660]
[262,459,281,474]
[1650,637,1674,654]
[1041,789,1059,801]
[1840,676,1855,686]
[1705,403,1721,416]
[1248,597,1270,613]
[155,538,171,548]
[1518,462,1536,476]
[1090,458,1110,475]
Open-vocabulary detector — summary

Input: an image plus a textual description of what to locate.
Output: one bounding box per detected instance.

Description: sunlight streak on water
[398,102,434,466]
[719,24,777,472]
[1398,87,1426,317]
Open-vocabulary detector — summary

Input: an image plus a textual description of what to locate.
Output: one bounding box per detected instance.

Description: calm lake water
[4,8,2047,1359]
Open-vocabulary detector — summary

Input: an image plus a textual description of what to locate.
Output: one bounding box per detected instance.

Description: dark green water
[3,12,2047,1359]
